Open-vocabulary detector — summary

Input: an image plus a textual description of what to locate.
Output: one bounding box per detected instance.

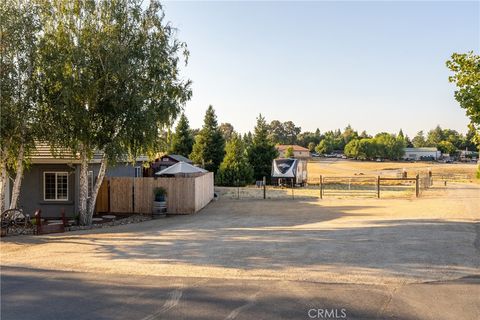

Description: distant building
[402,147,441,161]
[149,154,193,175]
[276,145,310,159]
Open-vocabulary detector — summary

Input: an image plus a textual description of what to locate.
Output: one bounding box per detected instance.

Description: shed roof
[276,145,310,152]
[154,161,207,176]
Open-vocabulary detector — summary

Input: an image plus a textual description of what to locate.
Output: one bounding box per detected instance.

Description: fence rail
[216,173,433,200]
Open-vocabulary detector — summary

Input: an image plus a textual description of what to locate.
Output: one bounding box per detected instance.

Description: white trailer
[271,158,307,186]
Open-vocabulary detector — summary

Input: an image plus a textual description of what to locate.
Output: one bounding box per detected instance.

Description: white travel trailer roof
[271,158,298,178]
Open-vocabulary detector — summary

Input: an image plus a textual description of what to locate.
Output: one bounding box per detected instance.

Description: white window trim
[43,172,69,201]
[134,166,142,177]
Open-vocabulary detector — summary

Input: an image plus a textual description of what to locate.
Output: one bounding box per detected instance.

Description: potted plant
[152,187,167,217]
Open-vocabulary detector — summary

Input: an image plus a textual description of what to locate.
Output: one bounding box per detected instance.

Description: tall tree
[283,120,301,144]
[426,125,445,147]
[447,51,480,176]
[268,120,286,144]
[219,122,235,142]
[216,133,253,186]
[190,106,225,172]
[0,1,40,211]
[412,131,427,148]
[247,114,278,181]
[38,0,191,225]
[170,113,194,157]
[447,52,480,138]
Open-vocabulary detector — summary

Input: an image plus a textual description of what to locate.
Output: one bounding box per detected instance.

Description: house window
[44,172,68,201]
[134,166,142,177]
[88,171,94,198]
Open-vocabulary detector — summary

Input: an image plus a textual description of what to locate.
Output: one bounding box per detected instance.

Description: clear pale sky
[163,1,479,137]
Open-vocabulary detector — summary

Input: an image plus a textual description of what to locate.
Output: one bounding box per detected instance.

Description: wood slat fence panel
[110,177,133,213]
[95,179,109,213]
[95,174,214,215]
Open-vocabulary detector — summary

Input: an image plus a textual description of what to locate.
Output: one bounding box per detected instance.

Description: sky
[163,1,480,137]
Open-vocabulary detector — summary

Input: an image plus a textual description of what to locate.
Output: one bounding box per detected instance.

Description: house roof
[404,147,439,152]
[276,145,310,152]
[167,154,193,163]
[154,161,207,175]
[29,142,149,164]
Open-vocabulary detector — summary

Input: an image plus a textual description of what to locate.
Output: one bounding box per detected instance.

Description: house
[6,143,147,218]
[148,154,193,176]
[276,145,311,159]
[402,147,441,161]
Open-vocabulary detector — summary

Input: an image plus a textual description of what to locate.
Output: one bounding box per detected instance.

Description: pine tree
[216,133,253,186]
[247,114,278,181]
[190,106,225,172]
[170,113,194,157]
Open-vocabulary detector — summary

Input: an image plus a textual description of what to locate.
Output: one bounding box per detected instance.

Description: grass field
[307,158,478,181]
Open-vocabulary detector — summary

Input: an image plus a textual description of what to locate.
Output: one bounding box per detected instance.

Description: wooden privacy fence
[95,172,214,215]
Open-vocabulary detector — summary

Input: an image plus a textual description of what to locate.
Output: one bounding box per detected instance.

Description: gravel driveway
[2,183,479,285]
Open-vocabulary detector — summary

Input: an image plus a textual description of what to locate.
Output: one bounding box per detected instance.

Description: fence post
[415,174,419,197]
[263,176,266,199]
[291,179,294,200]
[377,176,380,198]
[107,179,111,213]
[132,178,135,213]
[319,175,323,199]
[236,179,240,199]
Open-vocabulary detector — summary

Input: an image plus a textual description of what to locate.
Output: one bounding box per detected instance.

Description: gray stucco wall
[17,162,143,218]
[18,164,77,218]
[106,162,142,177]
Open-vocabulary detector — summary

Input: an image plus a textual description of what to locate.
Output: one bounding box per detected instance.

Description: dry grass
[307,159,478,181]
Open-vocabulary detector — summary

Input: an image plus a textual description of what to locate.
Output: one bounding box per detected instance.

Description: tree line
[169,106,479,185]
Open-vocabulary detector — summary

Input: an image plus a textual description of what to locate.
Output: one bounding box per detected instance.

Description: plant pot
[152,199,167,217]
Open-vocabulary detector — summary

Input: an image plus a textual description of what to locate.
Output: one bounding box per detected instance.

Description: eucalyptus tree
[0,1,40,211]
[37,0,191,225]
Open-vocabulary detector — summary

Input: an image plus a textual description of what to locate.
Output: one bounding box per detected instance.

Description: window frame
[43,171,69,201]
[134,166,142,178]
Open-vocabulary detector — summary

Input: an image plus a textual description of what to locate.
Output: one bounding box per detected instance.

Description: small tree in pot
[153,187,167,216]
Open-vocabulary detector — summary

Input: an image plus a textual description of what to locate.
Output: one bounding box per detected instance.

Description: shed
[155,161,207,177]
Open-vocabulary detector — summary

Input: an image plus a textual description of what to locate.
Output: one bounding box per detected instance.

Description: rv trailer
[271,158,307,187]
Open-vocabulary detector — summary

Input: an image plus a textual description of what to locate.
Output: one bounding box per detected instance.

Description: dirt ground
[1,182,479,286]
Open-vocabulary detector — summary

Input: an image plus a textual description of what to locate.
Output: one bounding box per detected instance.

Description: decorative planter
[152,195,167,217]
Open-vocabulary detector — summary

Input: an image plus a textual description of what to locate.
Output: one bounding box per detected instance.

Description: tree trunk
[78,151,89,225]
[9,143,25,209]
[87,157,107,221]
[0,162,7,214]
